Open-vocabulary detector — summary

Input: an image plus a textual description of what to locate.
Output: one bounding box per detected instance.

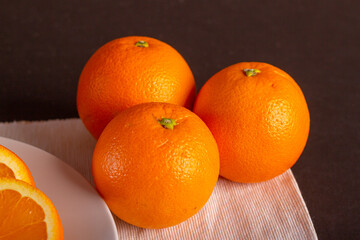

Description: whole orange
[77,36,196,139]
[92,102,219,229]
[193,62,310,183]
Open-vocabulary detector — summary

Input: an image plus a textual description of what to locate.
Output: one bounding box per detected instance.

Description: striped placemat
[0,119,317,239]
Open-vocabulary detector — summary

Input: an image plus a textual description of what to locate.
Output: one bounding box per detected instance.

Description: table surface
[1,1,359,239]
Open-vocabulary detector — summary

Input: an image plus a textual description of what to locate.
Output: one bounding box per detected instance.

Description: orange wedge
[0,178,63,240]
[0,145,35,186]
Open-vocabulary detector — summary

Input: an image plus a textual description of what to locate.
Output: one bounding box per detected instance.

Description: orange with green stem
[92,102,220,229]
[193,62,310,183]
[77,36,196,139]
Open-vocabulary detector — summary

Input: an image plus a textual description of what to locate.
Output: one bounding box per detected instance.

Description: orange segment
[0,145,35,186]
[0,178,63,240]
[0,163,16,179]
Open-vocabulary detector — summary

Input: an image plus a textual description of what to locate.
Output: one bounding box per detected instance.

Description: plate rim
[0,136,118,240]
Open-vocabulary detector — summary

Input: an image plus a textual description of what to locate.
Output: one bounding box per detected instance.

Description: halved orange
[0,178,63,240]
[0,145,35,186]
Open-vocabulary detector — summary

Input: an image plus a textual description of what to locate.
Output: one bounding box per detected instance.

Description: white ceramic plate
[0,137,118,240]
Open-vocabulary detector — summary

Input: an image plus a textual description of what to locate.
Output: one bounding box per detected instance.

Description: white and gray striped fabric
[0,119,317,240]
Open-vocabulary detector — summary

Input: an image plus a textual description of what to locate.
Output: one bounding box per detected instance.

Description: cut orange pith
[0,178,63,240]
[0,145,35,186]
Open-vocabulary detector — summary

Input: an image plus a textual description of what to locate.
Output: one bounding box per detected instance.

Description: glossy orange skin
[193,62,310,183]
[77,36,196,139]
[92,102,219,229]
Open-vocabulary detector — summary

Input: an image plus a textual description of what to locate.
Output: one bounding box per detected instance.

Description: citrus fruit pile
[77,36,310,229]
[0,145,63,240]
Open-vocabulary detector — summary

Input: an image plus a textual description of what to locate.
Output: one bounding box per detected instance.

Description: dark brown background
[1,0,359,239]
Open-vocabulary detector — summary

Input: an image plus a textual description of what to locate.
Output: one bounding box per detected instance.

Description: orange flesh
[0,189,47,240]
[0,163,16,179]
